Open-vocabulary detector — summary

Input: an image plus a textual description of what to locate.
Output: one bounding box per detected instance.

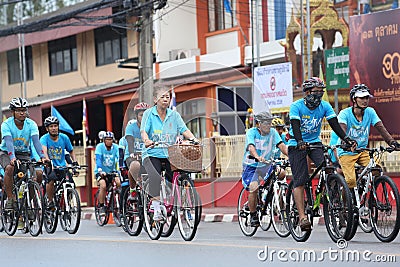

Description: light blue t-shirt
[243,127,282,168]
[40,133,73,167]
[288,99,336,147]
[328,132,339,163]
[0,117,40,155]
[140,106,188,159]
[337,107,381,156]
[273,131,288,159]
[94,143,119,174]
[125,120,145,160]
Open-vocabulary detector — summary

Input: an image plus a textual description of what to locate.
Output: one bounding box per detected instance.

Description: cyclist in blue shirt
[271,117,288,159]
[337,84,400,190]
[94,131,120,215]
[288,77,356,231]
[125,102,150,200]
[241,111,288,227]
[0,98,47,210]
[40,116,78,210]
[140,87,198,221]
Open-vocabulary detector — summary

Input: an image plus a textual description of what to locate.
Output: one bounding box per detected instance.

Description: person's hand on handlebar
[341,136,357,152]
[144,138,155,148]
[296,140,307,151]
[188,138,200,145]
[389,140,400,151]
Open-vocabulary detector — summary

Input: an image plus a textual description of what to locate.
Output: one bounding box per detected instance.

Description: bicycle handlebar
[355,146,395,154]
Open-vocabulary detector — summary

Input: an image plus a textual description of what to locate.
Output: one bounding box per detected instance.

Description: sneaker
[250,213,260,227]
[153,209,164,221]
[98,206,106,216]
[5,198,17,210]
[299,217,312,231]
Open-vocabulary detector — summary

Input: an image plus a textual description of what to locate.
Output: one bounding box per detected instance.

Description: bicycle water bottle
[18,182,26,199]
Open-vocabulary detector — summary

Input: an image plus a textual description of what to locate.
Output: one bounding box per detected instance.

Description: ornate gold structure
[285,0,349,82]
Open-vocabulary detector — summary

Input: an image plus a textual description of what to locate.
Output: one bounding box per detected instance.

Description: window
[7,46,33,84]
[216,87,252,135]
[176,99,207,138]
[94,26,127,66]
[208,0,236,32]
[48,36,77,76]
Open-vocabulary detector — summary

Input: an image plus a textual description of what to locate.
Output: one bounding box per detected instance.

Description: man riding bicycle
[288,77,356,231]
[125,102,150,200]
[40,116,78,210]
[94,131,121,216]
[140,86,199,221]
[241,111,288,227]
[337,84,400,190]
[0,98,47,210]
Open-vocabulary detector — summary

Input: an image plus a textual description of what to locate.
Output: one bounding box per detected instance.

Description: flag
[83,98,89,135]
[224,0,232,14]
[51,105,74,135]
[169,87,176,110]
[319,64,329,102]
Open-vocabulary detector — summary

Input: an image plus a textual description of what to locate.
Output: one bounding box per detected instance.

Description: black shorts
[288,143,324,188]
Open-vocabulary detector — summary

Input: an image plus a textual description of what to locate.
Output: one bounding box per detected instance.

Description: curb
[81,211,325,225]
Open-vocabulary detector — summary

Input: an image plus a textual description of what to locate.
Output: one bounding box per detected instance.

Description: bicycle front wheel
[1,189,18,236]
[64,188,81,234]
[286,181,313,242]
[370,175,400,242]
[176,176,199,241]
[271,183,290,237]
[237,187,258,236]
[94,191,109,226]
[25,181,44,237]
[323,173,354,242]
[122,189,143,236]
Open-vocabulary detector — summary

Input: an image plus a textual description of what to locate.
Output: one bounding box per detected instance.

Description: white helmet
[9,97,28,110]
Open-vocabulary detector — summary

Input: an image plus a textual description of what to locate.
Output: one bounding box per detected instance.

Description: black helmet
[9,97,28,110]
[44,116,59,127]
[350,84,373,101]
[302,77,326,92]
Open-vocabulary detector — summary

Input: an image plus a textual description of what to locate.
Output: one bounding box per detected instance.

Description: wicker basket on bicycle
[168,144,203,173]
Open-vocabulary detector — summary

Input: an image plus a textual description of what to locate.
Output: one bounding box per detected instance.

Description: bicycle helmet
[302,77,326,92]
[349,84,373,100]
[271,118,285,127]
[134,102,150,113]
[254,111,275,122]
[9,97,28,110]
[44,116,59,127]
[103,131,114,139]
[98,131,106,140]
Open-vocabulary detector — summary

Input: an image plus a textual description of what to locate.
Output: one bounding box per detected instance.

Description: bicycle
[94,172,122,227]
[43,164,87,234]
[0,159,45,237]
[238,157,290,237]
[142,141,202,241]
[346,146,400,242]
[285,144,354,242]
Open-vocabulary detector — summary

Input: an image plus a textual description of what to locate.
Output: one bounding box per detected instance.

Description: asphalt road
[0,221,399,267]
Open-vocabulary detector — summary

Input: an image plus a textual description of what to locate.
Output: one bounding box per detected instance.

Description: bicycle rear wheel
[112,191,122,227]
[370,175,400,242]
[323,173,353,242]
[237,187,258,236]
[94,191,109,226]
[143,183,163,240]
[43,196,58,234]
[122,189,143,236]
[271,183,290,237]
[286,181,313,242]
[1,190,18,236]
[64,188,81,234]
[176,176,199,241]
[26,181,44,237]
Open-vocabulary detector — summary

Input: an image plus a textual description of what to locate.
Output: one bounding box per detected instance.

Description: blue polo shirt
[140,106,188,159]
[288,99,336,146]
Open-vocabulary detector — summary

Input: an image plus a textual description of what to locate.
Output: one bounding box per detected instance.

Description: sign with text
[349,8,400,140]
[324,47,349,90]
[253,62,293,114]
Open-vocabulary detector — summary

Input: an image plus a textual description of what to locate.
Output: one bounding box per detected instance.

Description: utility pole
[138,1,154,105]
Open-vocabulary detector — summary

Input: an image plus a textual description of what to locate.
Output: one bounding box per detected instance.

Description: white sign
[253,62,293,114]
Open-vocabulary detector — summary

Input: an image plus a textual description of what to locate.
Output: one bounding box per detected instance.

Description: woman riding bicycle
[94,131,121,216]
[140,86,199,221]
[241,111,288,227]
